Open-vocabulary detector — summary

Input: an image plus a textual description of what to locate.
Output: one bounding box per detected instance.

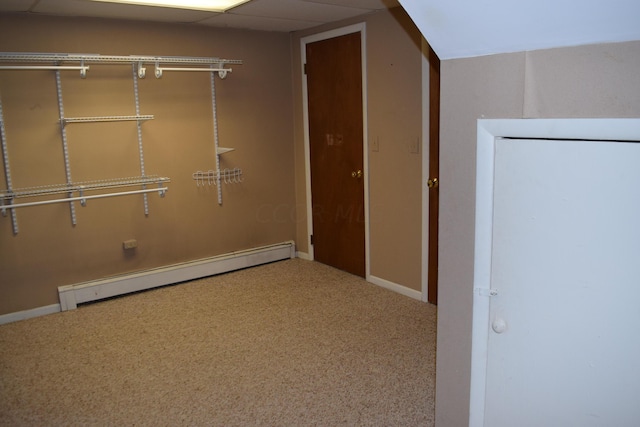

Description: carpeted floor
[0,258,437,426]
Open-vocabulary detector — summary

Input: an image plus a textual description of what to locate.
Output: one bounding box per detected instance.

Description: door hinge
[304,63,307,75]
[310,234,314,245]
[474,288,498,297]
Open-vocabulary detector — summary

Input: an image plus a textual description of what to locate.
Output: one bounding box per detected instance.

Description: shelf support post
[55,70,77,227]
[210,65,223,205]
[0,95,19,234]
[132,64,149,215]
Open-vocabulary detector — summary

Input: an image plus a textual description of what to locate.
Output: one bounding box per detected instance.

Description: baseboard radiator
[58,241,296,311]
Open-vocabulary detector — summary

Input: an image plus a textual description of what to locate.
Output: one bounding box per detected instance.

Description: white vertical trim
[361,25,370,280]
[300,34,314,260]
[469,122,498,427]
[420,38,430,302]
[300,23,369,277]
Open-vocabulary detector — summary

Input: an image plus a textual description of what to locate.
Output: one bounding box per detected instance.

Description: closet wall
[0,14,295,315]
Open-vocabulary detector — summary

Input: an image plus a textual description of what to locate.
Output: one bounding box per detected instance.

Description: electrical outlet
[123,239,138,250]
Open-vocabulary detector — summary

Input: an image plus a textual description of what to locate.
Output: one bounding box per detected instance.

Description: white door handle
[492,318,507,334]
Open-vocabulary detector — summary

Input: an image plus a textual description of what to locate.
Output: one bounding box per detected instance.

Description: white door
[476,137,640,426]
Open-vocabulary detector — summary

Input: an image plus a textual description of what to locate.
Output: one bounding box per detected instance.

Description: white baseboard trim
[58,241,296,311]
[368,275,423,301]
[296,251,312,261]
[0,303,61,325]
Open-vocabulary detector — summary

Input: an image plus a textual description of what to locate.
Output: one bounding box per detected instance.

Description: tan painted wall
[291,7,424,291]
[0,14,295,315]
[435,40,640,426]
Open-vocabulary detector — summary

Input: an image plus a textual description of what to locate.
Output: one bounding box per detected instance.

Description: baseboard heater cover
[58,241,295,311]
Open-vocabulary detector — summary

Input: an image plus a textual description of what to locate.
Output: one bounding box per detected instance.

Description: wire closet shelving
[0,52,242,234]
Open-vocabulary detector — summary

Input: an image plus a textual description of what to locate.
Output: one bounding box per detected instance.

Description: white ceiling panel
[199,13,318,32]
[228,0,371,23]
[305,0,399,9]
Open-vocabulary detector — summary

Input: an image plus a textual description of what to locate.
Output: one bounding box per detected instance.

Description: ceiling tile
[305,0,400,9]
[229,0,371,23]
[199,13,318,32]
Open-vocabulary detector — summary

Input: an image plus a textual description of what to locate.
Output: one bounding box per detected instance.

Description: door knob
[427,178,439,188]
[491,318,507,334]
[351,170,363,179]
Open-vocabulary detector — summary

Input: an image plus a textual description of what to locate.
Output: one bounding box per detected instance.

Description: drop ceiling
[0,0,401,33]
[2,0,639,59]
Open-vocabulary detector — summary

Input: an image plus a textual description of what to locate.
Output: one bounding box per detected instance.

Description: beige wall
[1,7,426,315]
[0,14,295,315]
[291,7,425,292]
[436,40,640,426]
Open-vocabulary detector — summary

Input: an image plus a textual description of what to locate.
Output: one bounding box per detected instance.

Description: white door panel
[483,138,640,426]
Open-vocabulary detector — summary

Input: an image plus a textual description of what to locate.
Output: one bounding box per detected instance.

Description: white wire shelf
[192,168,243,187]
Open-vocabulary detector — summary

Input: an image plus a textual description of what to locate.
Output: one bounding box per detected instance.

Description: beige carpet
[0,259,437,426]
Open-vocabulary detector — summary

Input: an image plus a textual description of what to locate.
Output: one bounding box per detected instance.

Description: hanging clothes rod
[0,65,90,71]
[0,53,242,65]
[61,115,154,125]
[0,53,241,78]
[1,176,170,200]
[0,186,167,212]
[154,66,232,79]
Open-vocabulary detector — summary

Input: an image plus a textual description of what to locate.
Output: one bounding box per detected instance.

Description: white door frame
[300,23,370,279]
[420,38,431,302]
[470,118,640,426]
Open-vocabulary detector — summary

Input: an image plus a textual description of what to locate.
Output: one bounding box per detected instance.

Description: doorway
[302,24,368,277]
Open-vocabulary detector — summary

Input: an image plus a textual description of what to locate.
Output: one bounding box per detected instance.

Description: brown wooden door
[306,32,365,277]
